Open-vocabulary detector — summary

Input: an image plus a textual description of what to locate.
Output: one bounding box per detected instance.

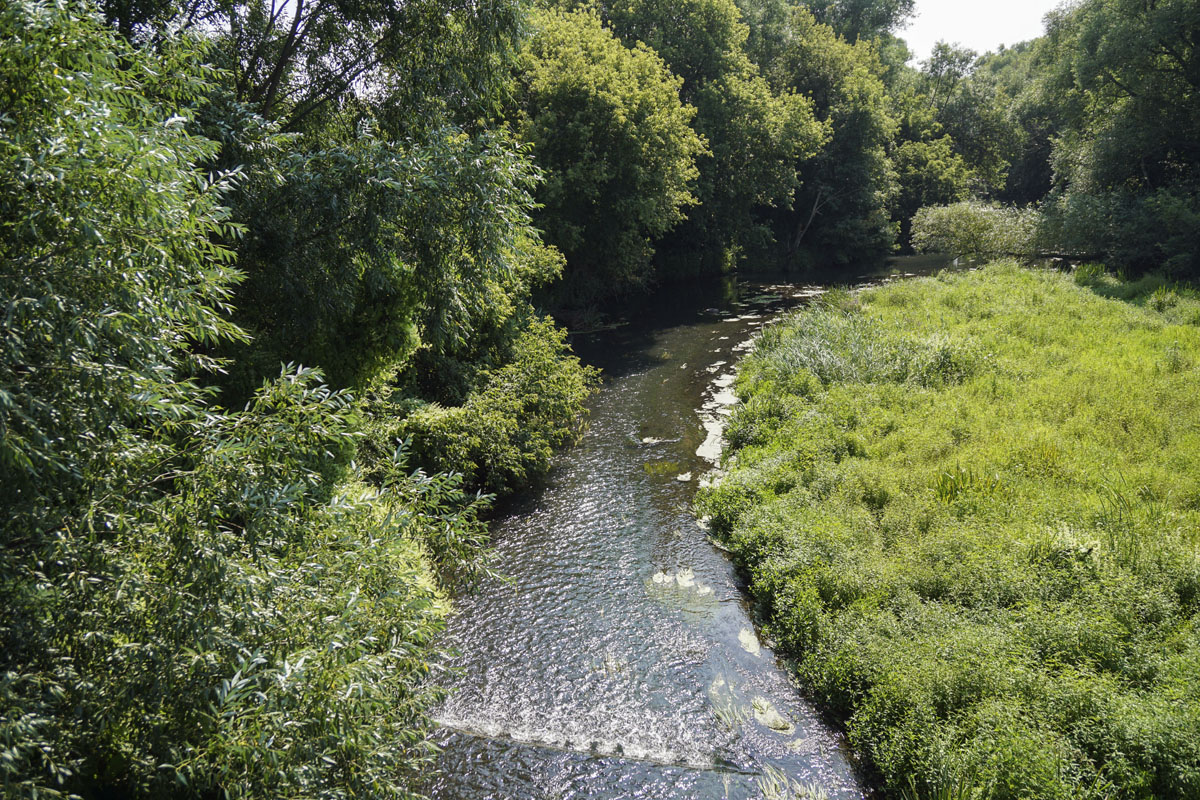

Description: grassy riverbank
[700,263,1200,799]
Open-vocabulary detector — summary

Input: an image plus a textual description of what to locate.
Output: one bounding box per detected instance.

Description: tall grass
[702,263,1200,799]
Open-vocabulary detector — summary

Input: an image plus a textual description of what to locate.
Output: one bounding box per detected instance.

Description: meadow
[700,263,1200,799]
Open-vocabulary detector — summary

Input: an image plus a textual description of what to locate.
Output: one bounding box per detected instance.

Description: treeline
[908,0,1200,280]
[519,0,1200,297]
[516,0,902,301]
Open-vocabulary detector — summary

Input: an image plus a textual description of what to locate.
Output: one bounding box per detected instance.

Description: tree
[762,7,899,265]
[513,8,706,303]
[100,0,524,135]
[0,1,242,522]
[921,41,975,107]
[1037,0,1200,276]
[219,121,557,393]
[892,135,973,241]
[585,0,827,272]
[2,4,600,798]
[803,0,915,42]
[1044,0,1200,194]
[884,74,974,246]
[95,0,559,396]
[976,42,1058,205]
[917,42,1022,196]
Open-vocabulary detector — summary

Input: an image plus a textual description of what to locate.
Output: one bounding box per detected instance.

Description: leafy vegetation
[580,0,828,272]
[6,0,1200,794]
[513,7,706,303]
[0,1,591,797]
[701,265,1200,799]
[910,0,1200,281]
[390,316,600,494]
[767,5,900,266]
[911,201,1040,260]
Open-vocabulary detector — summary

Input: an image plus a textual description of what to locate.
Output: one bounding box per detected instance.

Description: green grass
[700,263,1200,799]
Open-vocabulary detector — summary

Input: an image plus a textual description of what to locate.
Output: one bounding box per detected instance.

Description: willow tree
[1,5,488,798]
[96,0,564,397]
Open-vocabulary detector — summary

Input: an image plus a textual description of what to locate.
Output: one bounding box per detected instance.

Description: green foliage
[911,201,1040,259]
[803,0,915,43]
[514,8,706,303]
[392,316,601,494]
[1031,0,1200,278]
[102,0,524,135]
[1042,0,1200,196]
[224,124,554,392]
[737,307,980,390]
[891,135,972,239]
[919,43,1021,196]
[1072,262,1108,287]
[701,264,1200,799]
[757,6,899,265]
[0,3,553,798]
[598,0,750,87]
[4,363,477,798]
[116,0,552,397]
[586,0,827,270]
[976,42,1057,205]
[1040,187,1200,278]
[0,0,242,531]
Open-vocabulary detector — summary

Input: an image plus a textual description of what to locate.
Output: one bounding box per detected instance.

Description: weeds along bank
[700,264,1200,799]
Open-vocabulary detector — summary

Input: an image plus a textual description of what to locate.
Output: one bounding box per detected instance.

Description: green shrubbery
[384,317,600,495]
[911,201,1041,260]
[701,264,1200,799]
[0,4,580,797]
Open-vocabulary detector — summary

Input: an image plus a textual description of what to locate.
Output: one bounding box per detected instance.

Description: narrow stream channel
[425,269,927,799]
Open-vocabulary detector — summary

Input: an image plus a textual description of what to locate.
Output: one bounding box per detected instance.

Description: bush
[911,201,1040,259]
[393,316,600,494]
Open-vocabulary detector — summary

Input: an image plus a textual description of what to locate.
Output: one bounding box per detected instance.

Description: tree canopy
[513,7,706,302]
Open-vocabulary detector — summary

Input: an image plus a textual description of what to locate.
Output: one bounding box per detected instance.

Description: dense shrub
[393,316,600,494]
[701,264,1200,799]
[1041,188,1200,279]
[911,200,1040,259]
[0,5,488,796]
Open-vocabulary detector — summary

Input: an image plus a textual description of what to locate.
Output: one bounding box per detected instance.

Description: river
[425,267,933,799]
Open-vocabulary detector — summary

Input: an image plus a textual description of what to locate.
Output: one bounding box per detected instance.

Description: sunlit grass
[702,262,1200,799]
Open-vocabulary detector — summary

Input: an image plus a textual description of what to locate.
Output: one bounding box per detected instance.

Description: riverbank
[700,263,1200,799]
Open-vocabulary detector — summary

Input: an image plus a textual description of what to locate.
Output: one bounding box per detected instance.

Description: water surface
[426,272,909,799]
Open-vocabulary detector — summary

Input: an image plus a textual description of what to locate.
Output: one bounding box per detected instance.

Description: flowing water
[425,270,925,799]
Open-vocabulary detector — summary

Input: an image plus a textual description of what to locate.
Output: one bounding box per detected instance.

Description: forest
[1,0,1198,797]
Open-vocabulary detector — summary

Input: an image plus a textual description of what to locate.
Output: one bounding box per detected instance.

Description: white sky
[898,0,1068,64]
